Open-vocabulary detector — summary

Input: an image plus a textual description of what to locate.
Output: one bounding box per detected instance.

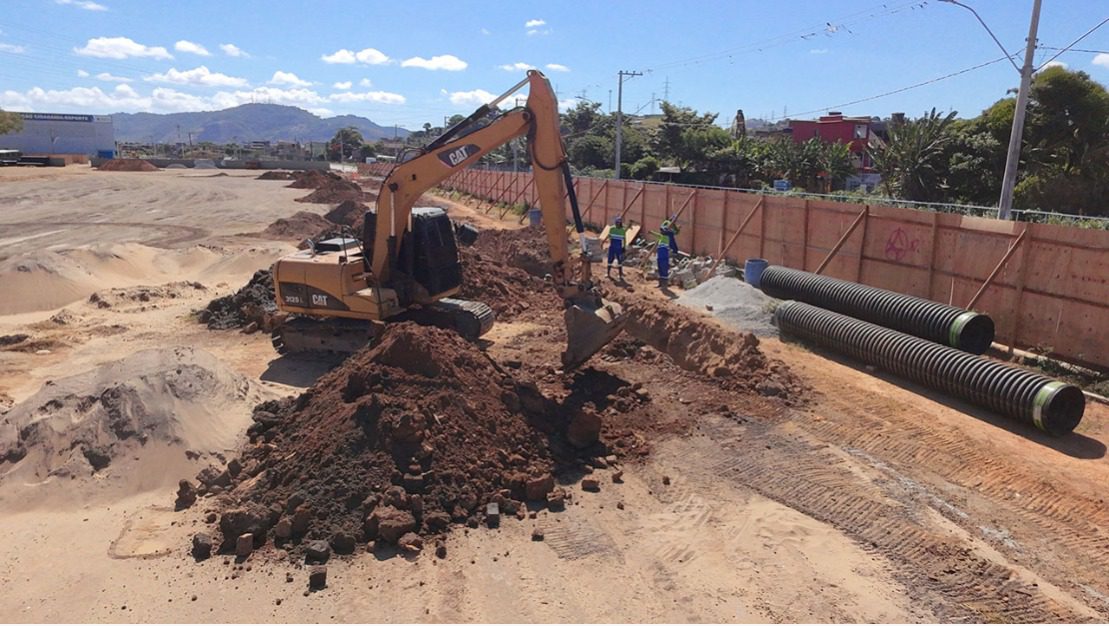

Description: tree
[0,109,23,135]
[869,108,958,201]
[651,102,719,165]
[629,155,660,180]
[567,134,613,170]
[327,126,365,161]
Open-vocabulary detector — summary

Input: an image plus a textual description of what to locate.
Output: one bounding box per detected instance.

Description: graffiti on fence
[884,227,922,262]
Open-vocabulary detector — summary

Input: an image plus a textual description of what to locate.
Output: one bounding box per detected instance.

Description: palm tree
[869,108,958,201]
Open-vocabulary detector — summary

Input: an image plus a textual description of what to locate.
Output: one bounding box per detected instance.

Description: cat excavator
[270,70,626,368]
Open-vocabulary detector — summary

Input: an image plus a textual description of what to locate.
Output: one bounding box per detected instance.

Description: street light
[940,0,1041,220]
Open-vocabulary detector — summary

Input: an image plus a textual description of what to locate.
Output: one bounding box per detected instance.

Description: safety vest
[657,221,679,248]
[610,225,627,242]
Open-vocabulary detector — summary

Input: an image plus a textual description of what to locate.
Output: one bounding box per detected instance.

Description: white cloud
[270,70,311,87]
[333,81,352,89]
[1092,53,1109,69]
[1039,60,1067,71]
[96,71,132,83]
[322,47,390,65]
[498,62,534,72]
[480,28,491,35]
[55,0,107,11]
[114,83,139,98]
[0,42,27,54]
[175,40,210,56]
[219,43,248,58]
[558,98,579,112]
[448,88,496,106]
[527,28,551,36]
[1,84,149,112]
[524,19,546,28]
[145,66,248,87]
[545,63,570,72]
[308,107,335,118]
[74,37,172,60]
[329,91,406,105]
[77,69,90,77]
[810,48,828,55]
[402,54,467,71]
[359,78,372,87]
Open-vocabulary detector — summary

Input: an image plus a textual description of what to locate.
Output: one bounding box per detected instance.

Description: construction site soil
[295,180,370,204]
[260,211,334,241]
[96,158,158,172]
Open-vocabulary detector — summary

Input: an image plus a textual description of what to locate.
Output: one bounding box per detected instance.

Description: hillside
[111,103,410,143]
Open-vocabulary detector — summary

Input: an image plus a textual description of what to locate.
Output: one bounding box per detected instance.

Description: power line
[766,55,1012,122]
[1038,46,1109,54]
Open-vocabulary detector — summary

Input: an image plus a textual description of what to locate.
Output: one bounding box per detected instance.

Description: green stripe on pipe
[1032,381,1066,432]
[949,311,977,349]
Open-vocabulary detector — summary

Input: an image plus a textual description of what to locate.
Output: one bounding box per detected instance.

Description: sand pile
[472,226,553,277]
[199,269,277,331]
[0,347,261,481]
[87,281,207,311]
[97,158,158,172]
[261,211,334,241]
[256,171,296,181]
[324,199,368,227]
[295,180,366,204]
[189,323,572,557]
[286,170,342,189]
[677,276,779,337]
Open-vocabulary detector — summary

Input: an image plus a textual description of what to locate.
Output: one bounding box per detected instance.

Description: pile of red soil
[97,158,158,172]
[459,247,558,320]
[262,211,334,240]
[191,323,574,556]
[471,226,553,277]
[324,199,369,227]
[286,170,342,189]
[296,180,367,204]
[256,171,296,181]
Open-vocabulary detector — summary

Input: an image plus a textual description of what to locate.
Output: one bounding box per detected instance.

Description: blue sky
[1,0,1107,129]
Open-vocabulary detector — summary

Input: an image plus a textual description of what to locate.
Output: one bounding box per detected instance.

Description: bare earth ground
[0,165,1106,623]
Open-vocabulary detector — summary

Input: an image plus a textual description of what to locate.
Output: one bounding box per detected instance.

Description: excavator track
[271,298,494,357]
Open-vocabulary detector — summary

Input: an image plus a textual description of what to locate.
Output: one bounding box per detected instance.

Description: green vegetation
[0,109,23,135]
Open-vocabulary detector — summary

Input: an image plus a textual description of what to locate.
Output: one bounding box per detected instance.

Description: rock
[82,446,111,471]
[242,321,259,334]
[308,566,327,591]
[205,512,217,524]
[273,518,292,540]
[757,381,783,397]
[383,485,408,509]
[291,505,312,536]
[485,502,500,528]
[219,504,272,548]
[191,533,213,561]
[662,475,671,486]
[581,478,600,492]
[434,541,447,559]
[174,480,197,511]
[402,473,424,493]
[330,532,356,555]
[197,466,231,488]
[370,506,417,543]
[286,492,306,513]
[546,488,566,511]
[612,470,624,483]
[305,540,330,564]
[398,532,423,554]
[235,533,254,558]
[227,458,242,478]
[566,409,602,448]
[531,527,545,541]
[617,502,625,510]
[423,511,451,532]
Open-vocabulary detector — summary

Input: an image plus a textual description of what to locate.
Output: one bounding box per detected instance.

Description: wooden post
[618,185,646,221]
[1006,229,1034,357]
[758,194,767,259]
[926,211,939,300]
[855,204,870,282]
[638,183,646,226]
[815,205,869,275]
[801,198,810,271]
[708,197,764,277]
[581,180,609,224]
[966,226,1028,311]
[719,190,730,257]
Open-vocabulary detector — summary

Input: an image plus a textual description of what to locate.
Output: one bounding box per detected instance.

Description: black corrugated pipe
[774,301,1084,436]
[758,266,995,354]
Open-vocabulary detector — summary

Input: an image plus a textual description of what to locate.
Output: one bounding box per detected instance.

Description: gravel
[677,275,779,337]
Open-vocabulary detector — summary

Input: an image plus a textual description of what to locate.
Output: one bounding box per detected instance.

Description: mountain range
[111,103,410,144]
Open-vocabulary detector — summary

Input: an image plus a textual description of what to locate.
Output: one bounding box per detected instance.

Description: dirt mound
[324,199,369,227]
[262,211,334,240]
[97,158,158,172]
[199,269,277,331]
[0,347,263,482]
[189,323,578,556]
[295,180,367,204]
[87,281,207,311]
[607,291,806,401]
[471,226,553,277]
[256,171,296,181]
[459,247,558,320]
[286,170,342,189]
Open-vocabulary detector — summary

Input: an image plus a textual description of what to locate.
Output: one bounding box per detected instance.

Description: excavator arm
[373,70,625,367]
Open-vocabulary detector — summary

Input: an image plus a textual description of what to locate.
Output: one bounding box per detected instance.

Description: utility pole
[614,70,642,179]
[997,0,1042,220]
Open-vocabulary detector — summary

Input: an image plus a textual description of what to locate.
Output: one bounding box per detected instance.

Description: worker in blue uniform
[656,217,680,289]
[607,216,627,280]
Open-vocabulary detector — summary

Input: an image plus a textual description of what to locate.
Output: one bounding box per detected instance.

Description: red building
[789,111,878,172]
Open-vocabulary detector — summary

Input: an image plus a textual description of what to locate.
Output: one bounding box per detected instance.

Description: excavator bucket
[561,296,627,369]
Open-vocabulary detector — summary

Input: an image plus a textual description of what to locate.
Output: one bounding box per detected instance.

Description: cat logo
[437,143,479,168]
[311,294,328,307]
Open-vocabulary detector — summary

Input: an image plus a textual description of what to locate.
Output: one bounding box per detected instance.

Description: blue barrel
[528,208,542,227]
[744,258,769,288]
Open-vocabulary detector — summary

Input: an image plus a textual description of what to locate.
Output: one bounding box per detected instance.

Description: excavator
[269,70,626,368]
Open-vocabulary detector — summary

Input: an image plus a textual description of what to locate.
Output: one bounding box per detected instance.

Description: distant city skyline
[1,0,1106,128]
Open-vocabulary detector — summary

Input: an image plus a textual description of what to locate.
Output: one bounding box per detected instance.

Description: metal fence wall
[362,164,1109,370]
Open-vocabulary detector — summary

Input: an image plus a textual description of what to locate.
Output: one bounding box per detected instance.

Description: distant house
[788,112,885,191]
